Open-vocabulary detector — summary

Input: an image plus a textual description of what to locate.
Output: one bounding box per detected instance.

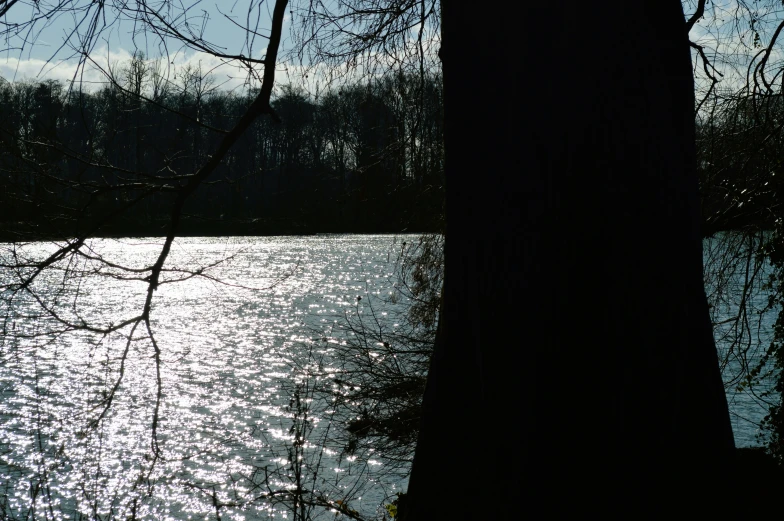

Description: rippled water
[704,232,779,447]
[0,233,779,520]
[1,235,415,520]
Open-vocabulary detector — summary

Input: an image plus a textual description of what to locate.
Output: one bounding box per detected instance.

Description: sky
[0,0,440,95]
[9,1,766,107]
[0,1,302,93]
[686,0,784,98]
[0,1,764,93]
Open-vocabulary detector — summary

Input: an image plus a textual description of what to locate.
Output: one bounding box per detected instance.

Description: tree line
[5,54,783,244]
[0,58,444,239]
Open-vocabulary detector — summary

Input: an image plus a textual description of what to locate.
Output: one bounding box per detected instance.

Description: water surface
[1,235,413,520]
[0,233,778,520]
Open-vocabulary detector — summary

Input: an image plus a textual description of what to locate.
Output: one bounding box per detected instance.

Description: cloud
[0,47,269,94]
[0,36,441,99]
[0,47,132,89]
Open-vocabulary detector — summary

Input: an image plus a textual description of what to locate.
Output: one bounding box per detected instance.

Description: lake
[1,235,420,520]
[0,233,778,520]
[704,231,778,448]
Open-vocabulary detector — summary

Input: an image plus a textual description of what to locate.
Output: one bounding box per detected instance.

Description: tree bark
[405,1,735,516]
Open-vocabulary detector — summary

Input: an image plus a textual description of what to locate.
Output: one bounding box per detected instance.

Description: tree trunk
[405,1,735,516]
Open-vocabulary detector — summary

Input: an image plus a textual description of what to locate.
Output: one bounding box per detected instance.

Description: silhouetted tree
[405,2,735,517]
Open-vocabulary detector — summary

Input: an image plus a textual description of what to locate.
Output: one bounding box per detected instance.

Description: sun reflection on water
[1,235,413,520]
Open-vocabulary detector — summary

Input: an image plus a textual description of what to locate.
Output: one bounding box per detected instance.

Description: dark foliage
[0,67,444,239]
[697,91,783,235]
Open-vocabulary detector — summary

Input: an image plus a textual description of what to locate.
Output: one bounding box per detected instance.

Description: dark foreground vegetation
[0,61,443,240]
[698,91,784,467]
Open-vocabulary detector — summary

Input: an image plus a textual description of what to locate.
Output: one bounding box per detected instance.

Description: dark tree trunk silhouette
[405,1,735,516]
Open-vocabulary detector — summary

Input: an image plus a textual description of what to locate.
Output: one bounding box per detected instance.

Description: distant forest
[0,60,443,239]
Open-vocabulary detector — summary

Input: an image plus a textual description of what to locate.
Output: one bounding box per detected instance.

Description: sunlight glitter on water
[1,235,414,520]
[2,233,770,519]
